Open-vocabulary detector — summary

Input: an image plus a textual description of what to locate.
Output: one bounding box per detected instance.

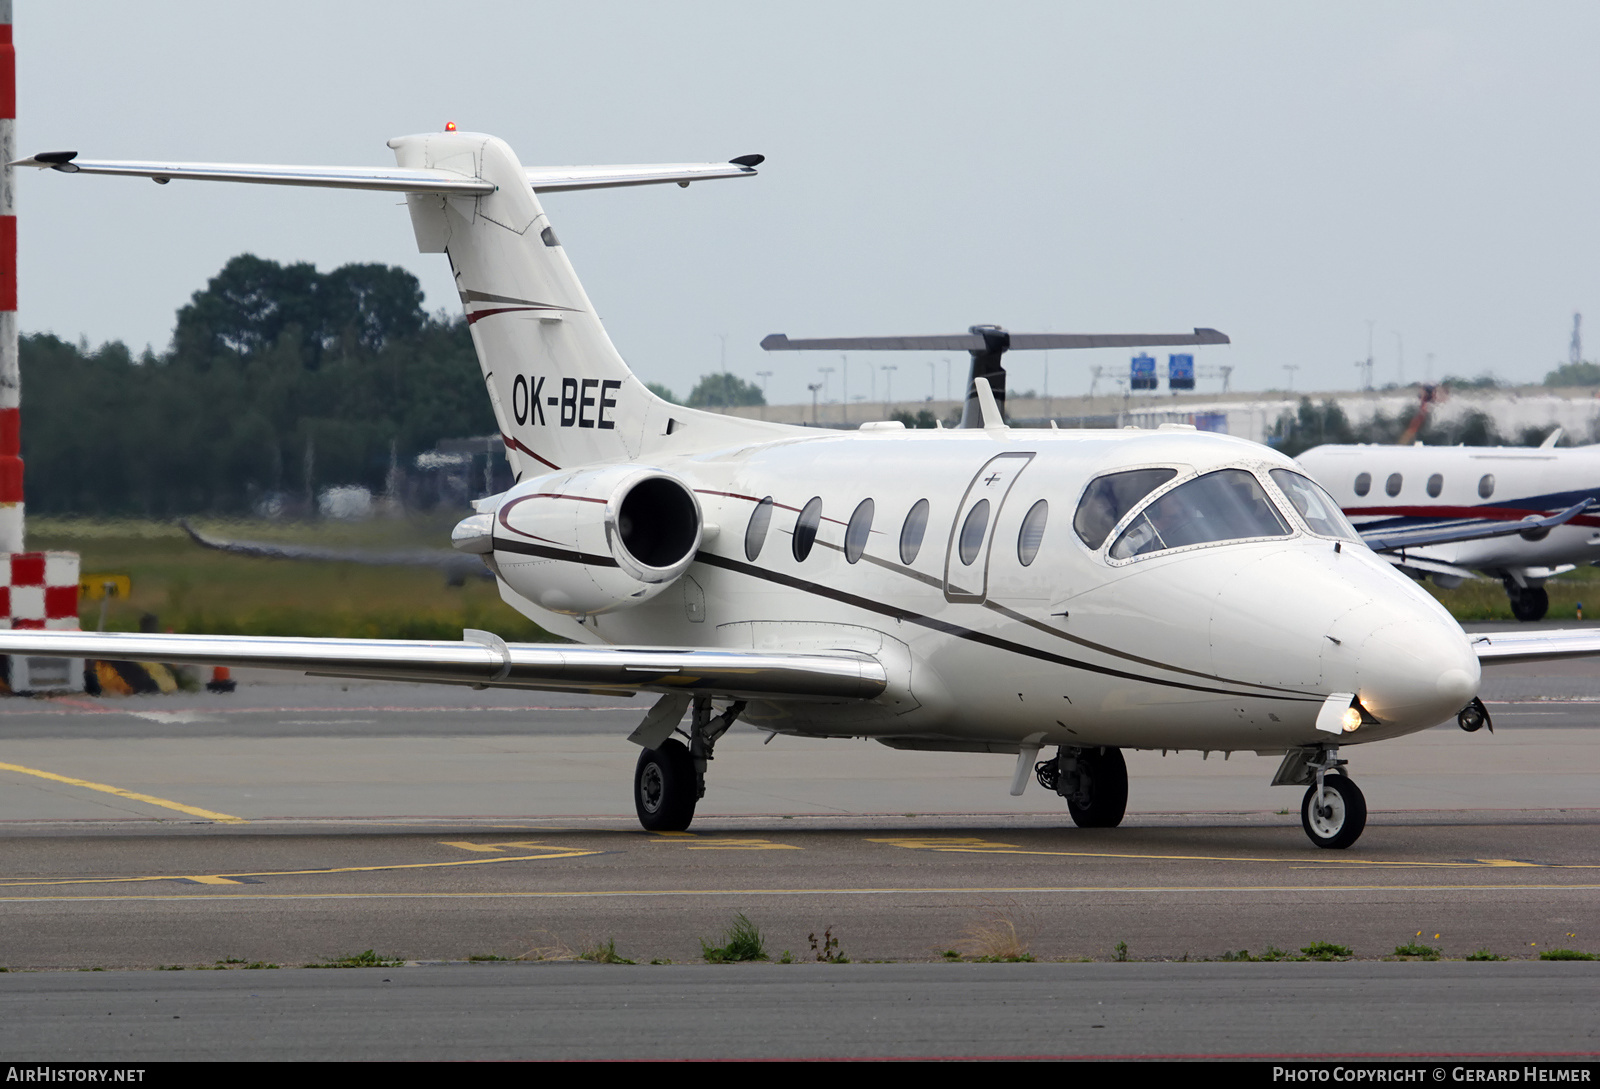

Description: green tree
[645,382,680,404]
[21,256,493,516]
[1544,361,1600,387]
[1270,398,1355,457]
[686,373,765,408]
[891,408,939,429]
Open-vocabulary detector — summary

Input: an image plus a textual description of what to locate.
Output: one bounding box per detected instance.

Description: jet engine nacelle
[487,465,703,616]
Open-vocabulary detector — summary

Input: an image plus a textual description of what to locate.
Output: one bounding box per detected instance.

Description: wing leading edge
[1471,628,1600,666]
[0,630,885,701]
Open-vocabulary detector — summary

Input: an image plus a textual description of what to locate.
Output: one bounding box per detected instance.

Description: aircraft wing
[1471,629,1600,665]
[0,630,886,701]
[1359,500,1592,552]
[179,521,490,582]
[9,152,761,194]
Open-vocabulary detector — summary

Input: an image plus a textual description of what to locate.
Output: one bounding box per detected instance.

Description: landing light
[1342,706,1363,733]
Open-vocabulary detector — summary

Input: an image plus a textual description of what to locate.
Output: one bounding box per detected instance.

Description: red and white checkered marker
[0,551,80,630]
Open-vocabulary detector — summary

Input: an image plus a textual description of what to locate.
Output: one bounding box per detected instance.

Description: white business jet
[4,129,1588,850]
[1298,435,1600,621]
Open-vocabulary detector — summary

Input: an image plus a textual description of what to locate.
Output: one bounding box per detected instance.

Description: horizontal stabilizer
[0,630,885,701]
[525,158,762,192]
[761,329,1230,352]
[10,151,761,194]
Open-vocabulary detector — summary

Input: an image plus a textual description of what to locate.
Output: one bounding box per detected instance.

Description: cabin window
[958,500,990,565]
[1073,468,1178,549]
[1017,500,1048,566]
[1385,473,1403,497]
[793,497,823,561]
[1269,469,1359,540]
[1109,469,1290,559]
[900,499,930,564]
[1354,472,1371,497]
[1427,473,1443,498]
[1478,474,1495,499]
[744,496,773,561]
[844,498,874,564]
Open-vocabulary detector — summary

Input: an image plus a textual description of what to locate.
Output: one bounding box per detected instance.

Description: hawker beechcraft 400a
[6,129,1595,850]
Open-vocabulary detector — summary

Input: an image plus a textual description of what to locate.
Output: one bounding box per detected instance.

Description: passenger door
[943,452,1035,603]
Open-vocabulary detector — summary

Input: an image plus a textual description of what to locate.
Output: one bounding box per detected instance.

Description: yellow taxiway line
[0,759,247,824]
[2,883,1599,905]
[0,848,601,889]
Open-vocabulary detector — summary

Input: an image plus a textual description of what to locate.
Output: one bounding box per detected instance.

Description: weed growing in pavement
[579,939,636,965]
[956,905,1034,963]
[1465,949,1506,961]
[1299,942,1353,961]
[700,913,768,963]
[307,949,403,969]
[1538,948,1596,960]
[1392,941,1440,960]
[809,928,849,963]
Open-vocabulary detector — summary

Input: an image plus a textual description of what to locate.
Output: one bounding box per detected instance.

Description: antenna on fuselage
[760,326,1230,428]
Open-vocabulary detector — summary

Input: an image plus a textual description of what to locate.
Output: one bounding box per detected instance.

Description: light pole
[927,360,936,401]
[1283,364,1299,392]
[818,366,835,422]
[881,364,897,414]
[840,354,849,425]
[717,333,728,412]
[756,370,772,420]
[807,382,822,425]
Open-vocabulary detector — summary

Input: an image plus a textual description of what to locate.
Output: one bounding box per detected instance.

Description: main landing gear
[1276,747,1368,849]
[1504,579,1550,623]
[633,696,746,832]
[1036,746,1128,829]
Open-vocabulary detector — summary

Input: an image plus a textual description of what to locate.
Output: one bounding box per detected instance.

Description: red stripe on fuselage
[499,433,560,472]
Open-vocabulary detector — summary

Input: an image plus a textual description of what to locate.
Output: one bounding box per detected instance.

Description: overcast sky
[15,1,1600,405]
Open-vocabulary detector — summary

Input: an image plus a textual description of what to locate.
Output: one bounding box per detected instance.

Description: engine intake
[489,466,702,615]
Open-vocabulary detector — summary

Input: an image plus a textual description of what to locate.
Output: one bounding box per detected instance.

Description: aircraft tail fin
[391,131,775,476]
[15,135,785,478]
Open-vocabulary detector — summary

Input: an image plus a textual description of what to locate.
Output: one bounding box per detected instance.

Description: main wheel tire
[634,738,697,832]
[1066,746,1128,829]
[1300,774,1367,850]
[1509,585,1549,622]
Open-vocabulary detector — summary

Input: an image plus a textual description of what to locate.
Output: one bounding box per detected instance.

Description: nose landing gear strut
[1273,746,1368,849]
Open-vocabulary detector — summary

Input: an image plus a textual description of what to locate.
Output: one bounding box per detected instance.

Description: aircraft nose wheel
[1300,775,1367,849]
[634,738,696,832]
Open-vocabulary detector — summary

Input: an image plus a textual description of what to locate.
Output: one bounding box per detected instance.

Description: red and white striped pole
[0,5,83,692]
[0,0,19,553]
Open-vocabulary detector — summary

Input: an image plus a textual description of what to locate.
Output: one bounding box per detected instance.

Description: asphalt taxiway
[0,637,1596,1058]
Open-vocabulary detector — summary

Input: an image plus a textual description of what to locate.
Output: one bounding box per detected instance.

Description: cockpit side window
[1110,468,1290,560]
[1269,469,1359,541]
[1073,468,1178,550]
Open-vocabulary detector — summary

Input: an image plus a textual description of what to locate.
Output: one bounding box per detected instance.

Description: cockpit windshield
[1073,468,1178,549]
[1269,469,1360,541]
[1109,468,1290,559]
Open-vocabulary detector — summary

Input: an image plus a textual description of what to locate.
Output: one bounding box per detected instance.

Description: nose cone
[1349,613,1480,731]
